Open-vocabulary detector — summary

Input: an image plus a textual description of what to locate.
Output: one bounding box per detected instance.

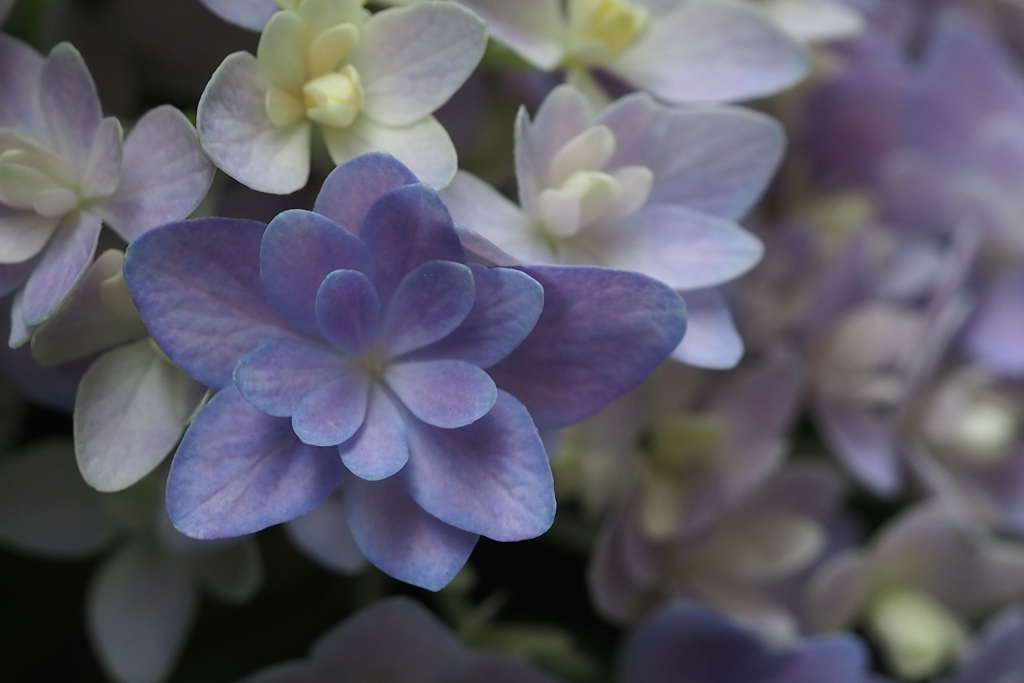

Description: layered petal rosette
[123,152,687,590]
[196,0,486,194]
[443,84,777,368]
[0,38,214,344]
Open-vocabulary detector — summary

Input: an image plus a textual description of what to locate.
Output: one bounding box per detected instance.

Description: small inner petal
[548,124,616,188]
[266,86,306,128]
[304,66,364,128]
[33,187,80,218]
[308,23,360,78]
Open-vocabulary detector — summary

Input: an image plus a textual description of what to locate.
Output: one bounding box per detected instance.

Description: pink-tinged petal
[309,597,466,678]
[338,384,408,480]
[610,1,808,103]
[75,339,207,492]
[31,249,148,366]
[359,183,465,305]
[382,260,474,357]
[87,542,199,683]
[292,372,372,447]
[96,105,215,242]
[80,117,123,200]
[197,52,311,194]
[322,115,456,189]
[234,338,349,417]
[0,34,45,136]
[387,359,496,429]
[315,269,381,355]
[671,287,743,369]
[353,3,487,126]
[341,473,478,590]
[167,385,344,539]
[814,397,902,497]
[439,171,540,260]
[262,210,375,336]
[598,94,785,220]
[197,0,279,30]
[39,43,102,172]
[284,491,368,574]
[402,390,552,540]
[21,210,102,326]
[124,217,301,391]
[0,204,60,264]
[962,268,1024,377]
[0,439,116,558]
[594,204,764,291]
[489,265,686,429]
[312,152,418,234]
[411,265,543,368]
[453,0,564,69]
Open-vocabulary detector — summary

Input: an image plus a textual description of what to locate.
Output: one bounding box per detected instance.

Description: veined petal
[21,210,101,326]
[39,43,102,173]
[233,337,349,417]
[489,265,686,429]
[0,34,45,136]
[315,269,381,355]
[353,2,487,126]
[292,372,372,447]
[453,0,565,69]
[403,390,552,540]
[75,339,207,492]
[386,359,496,429]
[198,51,311,194]
[313,152,418,234]
[96,106,215,242]
[670,287,743,369]
[124,217,301,391]
[610,1,808,103]
[342,472,478,590]
[262,209,374,336]
[167,385,344,539]
[593,203,764,291]
[197,0,280,30]
[338,384,409,480]
[382,260,474,357]
[322,114,456,189]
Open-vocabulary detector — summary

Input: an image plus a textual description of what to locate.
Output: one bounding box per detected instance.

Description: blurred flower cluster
[7,0,1024,682]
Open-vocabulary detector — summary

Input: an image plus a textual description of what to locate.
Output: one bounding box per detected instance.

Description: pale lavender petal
[453,0,564,69]
[0,205,60,265]
[611,2,808,103]
[284,492,368,574]
[124,217,301,390]
[489,265,686,429]
[314,269,381,355]
[587,512,653,623]
[292,372,372,447]
[39,43,102,172]
[387,359,496,429]
[312,152,418,234]
[774,635,870,683]
[671,287,743,369]
[521,85,593,190]
[197,0,279,30]
[21,210,102,326]
[0,325,90,410]
[261,209,375,336]
[382,260,474,357]
[338,384,408,480]
[0,255,34,298]
[805,549,871,633]
[594,204,764,291]
[814,398,902,497]
[352,3,487,126]
[80,117,123,200]
[75,339,207,492]
[402,390,552,540]
[598,95,785,220]
[439,171,535,256]
[87,541,199,683]
[167,385,344,539]
[341,473,478,590]
[961,268,1024,377]
[714,355,805,452]
[0,34,45,136]
[0,439,116,558]
[96,105,215,242]
[234,338,349,417]
[359,183,464,305]
[197,51,311,194]
[411,264,543,368]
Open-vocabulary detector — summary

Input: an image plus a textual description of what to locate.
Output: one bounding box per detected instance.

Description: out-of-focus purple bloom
[123,152,686,590]
[621,601,873,683]
[238,595,562,683]
[0,39,213,344]
[0,441,262,683]
[443,84,777,368]
[283,489,368,574]
[806,501,1024,680]
[943,605,1024,683]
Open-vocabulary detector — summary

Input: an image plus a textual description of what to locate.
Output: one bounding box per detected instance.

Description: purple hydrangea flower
[123,152,687,589]
[944,605,1024,683]
[0,38,214,344]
